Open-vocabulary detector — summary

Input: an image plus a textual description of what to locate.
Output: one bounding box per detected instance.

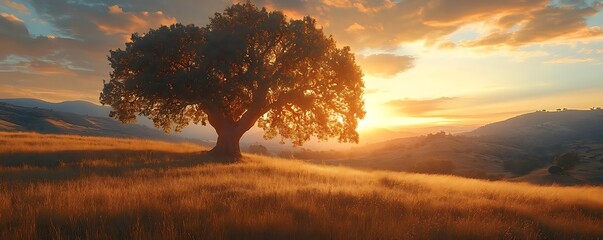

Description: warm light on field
[0,132,602,239]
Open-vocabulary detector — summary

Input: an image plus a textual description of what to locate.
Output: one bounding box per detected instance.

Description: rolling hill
[305,110,603,185]
[2,98,602,185]
[0,98,111,118]
[0,98,427,150]
[0,102,191,143]
[467,109,603,151]
[0,132,602,239]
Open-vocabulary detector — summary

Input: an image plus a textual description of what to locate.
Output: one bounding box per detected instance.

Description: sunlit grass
[0,132,602,239]
[0,132,206,153]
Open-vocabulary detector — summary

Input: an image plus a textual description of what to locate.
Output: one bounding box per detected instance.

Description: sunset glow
[1,0,602,132]
[2,2,603,238]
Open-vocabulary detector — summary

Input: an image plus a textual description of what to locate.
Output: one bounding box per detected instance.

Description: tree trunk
[209,128,243,161]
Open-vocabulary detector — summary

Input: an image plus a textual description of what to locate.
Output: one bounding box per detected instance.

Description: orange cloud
[357,54,415,76]
[1,0,28,14]
[421,0,546,26]
[437,41,456,49]
[320,0,394,13]
[384,97,529,123]
[251,0,602,51]
[463,4,603,48]
[97,5,177,40]
[385,97,456,116]
[544,57,595,64]
[0,12,23,23]
[346,22,365,32]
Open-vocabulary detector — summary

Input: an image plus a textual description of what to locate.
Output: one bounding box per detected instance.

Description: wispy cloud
[545,57,595,64]
[1,0,28,14]
[384,97,457,116]
[357,54,415,76]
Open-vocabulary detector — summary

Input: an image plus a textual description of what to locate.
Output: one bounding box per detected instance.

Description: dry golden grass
[1,132,602,239]
[0,132,206,153]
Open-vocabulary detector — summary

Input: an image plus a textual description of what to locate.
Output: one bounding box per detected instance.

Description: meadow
[0,132,602,239]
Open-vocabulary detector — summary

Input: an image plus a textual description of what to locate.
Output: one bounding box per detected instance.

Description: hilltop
[468,109,603,150]
[0,102,190,143]
[302,110,603,185]
[0,98,111,118]
[0,132,602,239]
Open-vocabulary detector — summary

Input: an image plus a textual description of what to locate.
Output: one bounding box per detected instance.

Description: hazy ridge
[2,99,603,185]
[0,102,186,142]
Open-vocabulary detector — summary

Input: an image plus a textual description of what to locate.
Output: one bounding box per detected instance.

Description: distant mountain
[467,110,603,151]
[0,102,197,143]
[0,98,222,141]
[0,98,111,118]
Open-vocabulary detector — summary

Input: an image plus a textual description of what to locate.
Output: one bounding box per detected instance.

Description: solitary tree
[100,3,365,160]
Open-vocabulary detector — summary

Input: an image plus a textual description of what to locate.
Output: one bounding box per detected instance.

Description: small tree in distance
[553,151,580,171]
[248,144,269,156]
[100,3,365,161]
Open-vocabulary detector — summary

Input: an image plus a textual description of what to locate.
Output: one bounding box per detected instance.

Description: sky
[1,0,602,132]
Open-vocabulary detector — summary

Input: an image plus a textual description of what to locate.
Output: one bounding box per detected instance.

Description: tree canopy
[100,2,365,159]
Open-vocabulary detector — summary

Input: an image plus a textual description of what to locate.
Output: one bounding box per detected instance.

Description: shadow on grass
[0,150,232,182]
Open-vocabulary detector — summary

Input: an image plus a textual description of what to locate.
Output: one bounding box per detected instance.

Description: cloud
[577,48,593,54]
[544,57,595,63]
[28,1,177,43]
[1,0,28,14]
[0,0,241,102]
[0,13,59,59]
[437,41,457,49]
[2,0,603,104]
[365,88,380,94]
[0,1,181,103]
[95,5,177,40]
[248,0,603,50]
[384,96,530,122]
[463,4,603,48]
[345,22,365,32]
[420,0,546,26]
[384,97,456,116]
[415,110,530,121]
[357,54,415,76]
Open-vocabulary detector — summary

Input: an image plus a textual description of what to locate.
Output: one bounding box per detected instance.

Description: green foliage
[554,151,580,170]
[100,2,365,154]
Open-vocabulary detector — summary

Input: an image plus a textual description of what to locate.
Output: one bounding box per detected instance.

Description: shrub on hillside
[248,144,269,156]
[278,150,294,159]
[411,159,455,174]
[548,166,563,175]
[554,151,580,170]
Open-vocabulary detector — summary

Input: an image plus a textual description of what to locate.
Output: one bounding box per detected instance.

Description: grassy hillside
[312,132,537,178]
[1,132,602,239]
[0,98,111,118]
[300,110,603,184]
[0,102,195,143]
